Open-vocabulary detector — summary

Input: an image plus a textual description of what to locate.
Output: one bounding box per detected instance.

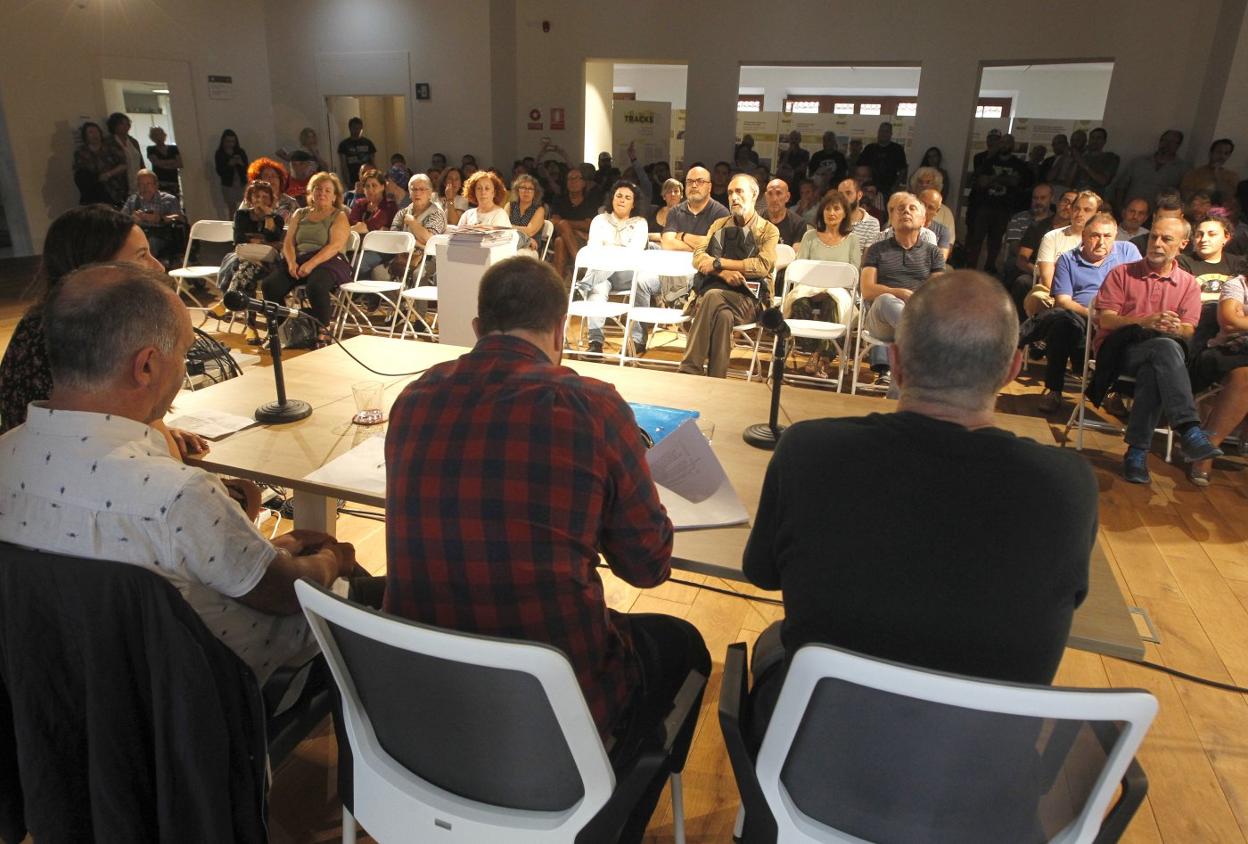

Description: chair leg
[342,806,357,844]
[733,804,745,840]
[670,772,686,844]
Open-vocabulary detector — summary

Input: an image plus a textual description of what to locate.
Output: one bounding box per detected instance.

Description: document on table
[303,434,386,496]
[646,419,749,530]
[164,408,257,440]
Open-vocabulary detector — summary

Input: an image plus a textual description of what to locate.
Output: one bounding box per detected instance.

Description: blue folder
[629,403,700,446]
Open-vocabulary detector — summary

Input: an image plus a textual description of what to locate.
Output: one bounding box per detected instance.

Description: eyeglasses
[686,178,710,186]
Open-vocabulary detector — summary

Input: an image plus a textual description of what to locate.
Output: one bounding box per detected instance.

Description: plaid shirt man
[384,334,673,736]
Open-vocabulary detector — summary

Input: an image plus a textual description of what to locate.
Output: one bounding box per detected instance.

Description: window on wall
[785,100,820,114]
[896,102,918,117]
[859,103,882,116]
[833,102,855,115]
[975,105,1004,118]
[737,97,762,112]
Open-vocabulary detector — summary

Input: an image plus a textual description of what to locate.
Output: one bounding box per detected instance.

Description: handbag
[236,243,278,264]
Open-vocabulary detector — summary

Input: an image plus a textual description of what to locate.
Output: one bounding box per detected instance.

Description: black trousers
[261,264,339,327]
[1043,311,1088,391]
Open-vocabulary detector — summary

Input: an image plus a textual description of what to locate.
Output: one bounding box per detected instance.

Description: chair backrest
[782,259,858,298]
[774,242,797,270]
[360,229,417,257]
[635,249,697,278]
[296,580,617,843]
[573,244,640,277]
[187,219,235,244]
[345,230,362,264]
[539,218,555,260]
[755,644,1157,844]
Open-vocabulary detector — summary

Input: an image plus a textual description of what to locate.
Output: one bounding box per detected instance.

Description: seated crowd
[1,113,1243,838]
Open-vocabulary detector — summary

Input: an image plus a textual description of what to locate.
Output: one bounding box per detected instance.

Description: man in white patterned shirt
[0,263,355,684]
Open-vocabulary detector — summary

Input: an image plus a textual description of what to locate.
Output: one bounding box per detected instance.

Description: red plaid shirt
[383,334,673,736]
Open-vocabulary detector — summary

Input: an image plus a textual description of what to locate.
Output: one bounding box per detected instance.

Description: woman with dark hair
[785,192,862,378]
[922,146,951,200]
[73,121,127,206]
[214,129,249,215]
[436,167,468,225]
[575,179,654,354]
[106,112,145,198]
[348,168,398,277]
[0,205,163,433]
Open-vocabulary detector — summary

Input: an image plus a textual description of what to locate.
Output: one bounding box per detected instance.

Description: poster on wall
[735,112,780,167]
[612,100,671,170]
[671,108,686,173]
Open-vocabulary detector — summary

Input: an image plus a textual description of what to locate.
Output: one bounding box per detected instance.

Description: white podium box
[433,234,518,347]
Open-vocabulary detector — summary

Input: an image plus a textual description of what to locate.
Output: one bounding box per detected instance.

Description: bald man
[743,271,1096,738]
[762,178,811,247]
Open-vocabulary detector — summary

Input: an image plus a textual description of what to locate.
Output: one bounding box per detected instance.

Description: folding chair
[849,289,890,396]
[395,233,449,341]
[539,219,555,262]
[773,259,858,391]
[169,219,233,313]
[719,642,1156,844]
[622,250,694,365]
[332,230,417,339]
[724,244,794,382]
[296,580,705,844]
[565,245,638,363]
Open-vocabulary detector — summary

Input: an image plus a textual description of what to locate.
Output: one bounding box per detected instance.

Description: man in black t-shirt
[857,121,909,197]
[966,133,1032,272]
[337,117,377,185]
[743,271,1095,737]
[807,131,848,188]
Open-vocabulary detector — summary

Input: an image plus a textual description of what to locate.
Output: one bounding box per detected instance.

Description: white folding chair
[538,219,555,262]
[332,230,416,339]
[345,230,362,268]
[622,250,695,365]
[774,259,858,391]
[169,220,233,312]
[849,289,890,395]
[774,242,797,271]
[396,233,448,341]
[720,642,1157,844]
[565,245,638,363]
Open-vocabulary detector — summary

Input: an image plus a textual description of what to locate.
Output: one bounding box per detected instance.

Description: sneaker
[871,369,892,388]
[632,338,647,356]
[1037,390,1062,414]
[1188,464,1211,488]
[587,340,604,355]
[1178,427,1223,464]
[1123,447,1151,484]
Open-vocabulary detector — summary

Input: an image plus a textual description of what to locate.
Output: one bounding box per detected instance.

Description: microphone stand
[743,307,788,450]
[254,301,312,424]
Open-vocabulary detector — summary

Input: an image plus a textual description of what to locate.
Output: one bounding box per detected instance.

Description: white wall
[979,66,1111,120]
[613,64,689,109]
[0,0,276,253]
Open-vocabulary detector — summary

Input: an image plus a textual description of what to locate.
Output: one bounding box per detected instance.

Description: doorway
[324,95,410,185]
[102,79,180,195]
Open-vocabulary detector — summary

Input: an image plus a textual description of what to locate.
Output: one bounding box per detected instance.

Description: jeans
[862,293,906,368]
[1121,336,1200,448]
[1042,311,1087,391]
[575,269,662,344]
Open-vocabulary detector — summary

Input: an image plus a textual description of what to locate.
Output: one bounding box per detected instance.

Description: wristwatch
[713,258,723,272]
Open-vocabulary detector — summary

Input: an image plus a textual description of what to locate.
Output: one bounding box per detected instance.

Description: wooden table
[178,335,1144,661]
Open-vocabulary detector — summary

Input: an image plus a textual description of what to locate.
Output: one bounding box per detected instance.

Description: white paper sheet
[303,434,387,496]
[646,419,749,530]
[164,408,257,440]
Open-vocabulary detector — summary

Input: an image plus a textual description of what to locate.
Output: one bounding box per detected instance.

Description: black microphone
[743,307,788,450]
[223,289,302,321]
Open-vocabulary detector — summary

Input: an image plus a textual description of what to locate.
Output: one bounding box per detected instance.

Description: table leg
[294,491,337,535]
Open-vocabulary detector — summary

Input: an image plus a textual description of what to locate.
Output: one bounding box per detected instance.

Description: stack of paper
[164,407,256,440]
[447,225,515,248]
[646,419,749,530]
[303,434,386,496]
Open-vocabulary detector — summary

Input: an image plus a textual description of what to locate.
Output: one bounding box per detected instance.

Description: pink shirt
[1092,259,1200,351]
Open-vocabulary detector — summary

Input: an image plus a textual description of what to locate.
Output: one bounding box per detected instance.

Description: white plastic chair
[565,245,639,363]
[849,289,890,395]
[296,580,704,844]
[774,242,797,271]
[622,250,695,365]
[169,220,233,311]
[539,219,555,262]
[774,259,858,391]
[720,642,1157,844]
[332,230,417,339]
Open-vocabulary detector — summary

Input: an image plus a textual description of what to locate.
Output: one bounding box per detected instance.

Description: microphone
[223,289,302,321]
[743,307,788,450]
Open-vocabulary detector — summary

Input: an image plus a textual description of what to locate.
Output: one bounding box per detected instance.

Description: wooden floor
[4,258,1248,843]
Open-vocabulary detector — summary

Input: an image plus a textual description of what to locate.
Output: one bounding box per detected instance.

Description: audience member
[1016,190,1075,286]
[459,169,510,228]
[145,127,182,197]
[261,172,352,340]
[648,177,684,242]
[966,133,1030,272]
[1189,273,1248,485]
[0,262,354,685]
[778,130,810,177]
[106,112,145,197]
[734,134,761,166]
[1131,191,1184,254]
[761,178,810,247]
[917,189,953,261]
[221,180,284,342]
[298,127,330,172]
[1179,213,1247,293]
[336,117,376,185]
[384,168,410,212]
[1180,138,1237,203]
[1039,133,1068,188]
[437,167,468,225]
[73,121,127,206]
[909,167,956,236]
[549,164,600,278]
[1026,143,1047,184]
[346,169,399,278]
[808,131,848,187]
[659,165,731,310]
[1092,217,1220,483]
[1031,213,1141,413]
[785,192,862,379]
[857,121,908,196]
[286,151,316,206]
[845,138,863,170]
[1071,128,1120,192]
[966,129,1002,232]
[743,270,1094,738]
[575,180,657,355]
[919,147,951,201]
[1025,190,1101,316]
[679,175,778,378]
[247,157,299,220]
[793,178,819,224]
[121,169,184,266]
[858,179,887,221]
[390,173,447,252]
[837,177,881,262]
[710,161,732,207]
[1003,183,1054,283]
[1113,129,1189,209]
[1117,197,1151,242]
[861,192,946,386]
[383,256,709,843]
[593,151,620,193]
[1186,190,1214,228]
[508,173,547,253]
[214,129,248,215]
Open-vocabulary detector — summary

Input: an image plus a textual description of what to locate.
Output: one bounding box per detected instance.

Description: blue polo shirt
[1051,240,1142,306]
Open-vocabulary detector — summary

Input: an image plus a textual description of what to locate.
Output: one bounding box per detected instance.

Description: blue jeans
[575,270,662,344]
[862,293,906,368]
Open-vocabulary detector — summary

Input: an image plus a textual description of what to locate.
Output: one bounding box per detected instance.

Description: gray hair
[407,173,433,193]
[45,263,183,392]
[909,166,945,192]
[895,271,1019,411]
[729,172,759,198]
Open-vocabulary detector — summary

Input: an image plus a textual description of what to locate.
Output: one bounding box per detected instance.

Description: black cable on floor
[299,313,434,378]
[1113,657,1248,694]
